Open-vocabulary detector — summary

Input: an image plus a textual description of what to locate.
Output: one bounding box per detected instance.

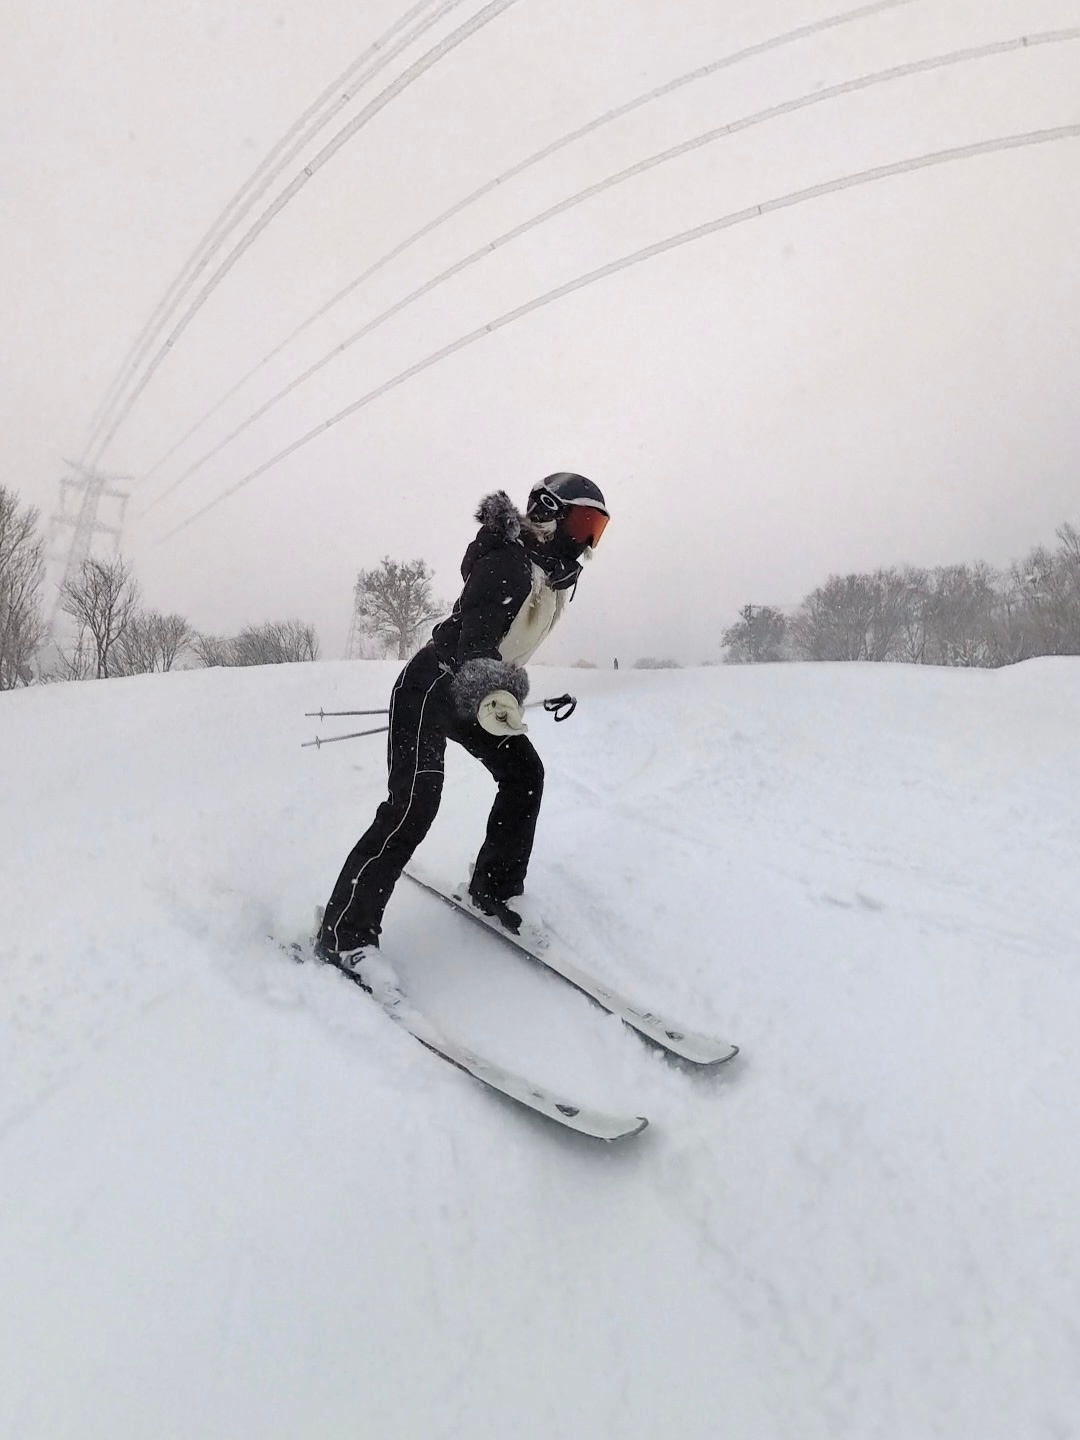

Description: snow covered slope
[3,658,1079,1439]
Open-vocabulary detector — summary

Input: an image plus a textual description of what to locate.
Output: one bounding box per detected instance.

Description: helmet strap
[522,516,557,543]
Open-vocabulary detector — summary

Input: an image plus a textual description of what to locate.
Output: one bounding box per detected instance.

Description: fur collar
[474,491,522,542]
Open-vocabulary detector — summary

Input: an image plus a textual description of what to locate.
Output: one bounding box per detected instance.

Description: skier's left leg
[320,652,450,956]
[453,726,544,906]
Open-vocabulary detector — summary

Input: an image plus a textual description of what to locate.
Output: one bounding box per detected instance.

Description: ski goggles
[560,503,610,549]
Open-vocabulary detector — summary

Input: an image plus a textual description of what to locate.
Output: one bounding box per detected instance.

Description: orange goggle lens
[561,504,609,548]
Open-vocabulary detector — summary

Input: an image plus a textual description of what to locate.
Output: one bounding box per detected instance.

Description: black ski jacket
[430,491,539,718]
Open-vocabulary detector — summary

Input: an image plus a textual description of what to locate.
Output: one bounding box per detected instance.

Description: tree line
[6,477,1077,686]
[1,487,447,688]
[53,552,323,681]
[722,524,1080,667]
[0,484,322,688]
[0,485,47,688]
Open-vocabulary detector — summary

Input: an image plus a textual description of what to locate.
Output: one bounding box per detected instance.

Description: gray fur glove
[450,657,529,722]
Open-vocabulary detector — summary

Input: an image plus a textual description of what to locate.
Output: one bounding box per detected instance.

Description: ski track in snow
[3,658,1080,1438]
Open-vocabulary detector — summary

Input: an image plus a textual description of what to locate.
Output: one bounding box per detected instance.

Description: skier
[315,472,610,974]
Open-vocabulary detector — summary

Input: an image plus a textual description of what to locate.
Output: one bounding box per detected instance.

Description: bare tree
[114,610,195,675]
[154,613,197,671]
[0,485,46,689]
[58,556,140,679]
[790,575,877,661]
[1053,522,1080,653]
[889,567,933,665]
[352,558,444,660]
[920,563,1001,667]
[790,570,911,663]
[722,605,787,664]
[190,633,233,667]
[1012,527,1080,657]
[769,517,1080,673]
[230,619,321,666]
[985,567,1039,668]
[189,621,318,667]
[51,631,96,682]
[866,568,915,661]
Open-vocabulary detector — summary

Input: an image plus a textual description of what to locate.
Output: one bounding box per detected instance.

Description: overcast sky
[4,0,1079,664]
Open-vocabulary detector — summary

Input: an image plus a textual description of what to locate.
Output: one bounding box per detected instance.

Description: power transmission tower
[47,460,132,623]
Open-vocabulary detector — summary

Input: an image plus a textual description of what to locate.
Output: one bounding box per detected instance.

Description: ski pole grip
[543,693,577,722]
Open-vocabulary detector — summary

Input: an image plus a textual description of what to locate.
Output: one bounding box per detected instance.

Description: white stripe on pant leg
[386,665,406,772]
[331,671,444,951]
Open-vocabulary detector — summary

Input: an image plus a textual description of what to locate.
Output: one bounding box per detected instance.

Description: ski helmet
[526,472,610,548]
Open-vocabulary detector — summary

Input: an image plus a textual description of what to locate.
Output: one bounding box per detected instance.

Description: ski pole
[302,693,577,749]
[301,724,389,750]
[305,707,389,719]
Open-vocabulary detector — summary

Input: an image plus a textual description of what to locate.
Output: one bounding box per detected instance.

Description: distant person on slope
[315,472,610,978]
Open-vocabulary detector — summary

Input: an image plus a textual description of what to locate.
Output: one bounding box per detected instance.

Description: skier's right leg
[319,650,450,959]
[451,723,545,928]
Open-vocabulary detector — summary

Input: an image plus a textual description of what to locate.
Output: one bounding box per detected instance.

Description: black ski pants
[321,646,544,953]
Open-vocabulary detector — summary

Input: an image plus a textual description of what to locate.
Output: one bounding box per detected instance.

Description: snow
[3,657,1080,1439]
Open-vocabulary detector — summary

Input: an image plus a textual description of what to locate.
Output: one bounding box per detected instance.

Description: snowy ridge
[3,658,1080,1438]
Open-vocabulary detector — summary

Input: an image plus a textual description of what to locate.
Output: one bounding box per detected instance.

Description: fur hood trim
[475,491,522,542]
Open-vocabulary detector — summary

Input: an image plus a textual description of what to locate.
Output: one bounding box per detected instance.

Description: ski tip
[561,1111,649,1142]
[687,1041,740,1067]
[605,1116,649,1141]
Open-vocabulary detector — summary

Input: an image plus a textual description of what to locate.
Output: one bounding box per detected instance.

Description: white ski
[289,941,648,1141]
[405,868,739,1067]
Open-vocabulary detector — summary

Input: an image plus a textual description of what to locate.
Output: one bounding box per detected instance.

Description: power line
[153,122,1080,545]
[88,0,512,469]
[133,25,1080,518]
[80,0,460,465]
[85,0,522,471]
[134,0,923,490]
